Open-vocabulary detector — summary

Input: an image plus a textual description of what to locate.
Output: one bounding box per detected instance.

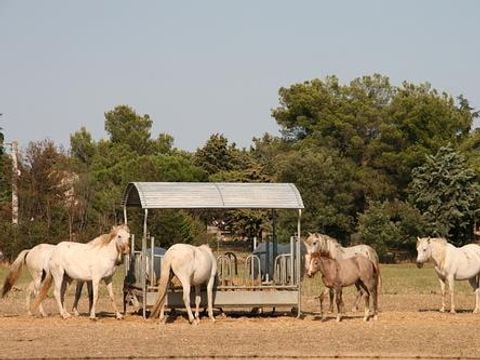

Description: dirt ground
[1,287,480,360]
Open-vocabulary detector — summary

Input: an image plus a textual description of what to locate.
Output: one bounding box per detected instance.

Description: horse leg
[335,288,343,322]
[33,275,48,318]
[104,277,123,319]
[447,275,456,314]
[87,281,93,314]
[52,269,70,319]
[206,274,216,322]
[26,281,35,316]
[72,281,84,316]
[352,283,362,313]
[183,282,196,325]
[89,279,100,320]
[438,277,446,312]
[328,288,334,313]
[468,276,480,313]
[194,285,201,321]
[318,290,326,320]
[372,278,379,321]
[358,282,370,321]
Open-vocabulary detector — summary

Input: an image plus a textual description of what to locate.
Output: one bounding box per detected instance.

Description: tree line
[1,74,479,260]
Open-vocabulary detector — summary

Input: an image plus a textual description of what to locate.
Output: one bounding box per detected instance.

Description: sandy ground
[1,288,480,359]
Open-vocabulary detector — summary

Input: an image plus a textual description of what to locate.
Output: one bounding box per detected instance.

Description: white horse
[1,244,96,317]
[416,237,480,313]
[304,233,380,312]
[150,244,217,325]
[2,244,55,316]
[33,224,130,320]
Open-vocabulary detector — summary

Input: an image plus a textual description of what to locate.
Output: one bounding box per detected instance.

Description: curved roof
[122,182,304,209]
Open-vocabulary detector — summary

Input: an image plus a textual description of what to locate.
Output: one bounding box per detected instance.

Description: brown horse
[306,251,379,322]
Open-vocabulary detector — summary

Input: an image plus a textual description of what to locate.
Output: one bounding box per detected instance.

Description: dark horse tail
[371,259,382,296]
[1,249,30,298]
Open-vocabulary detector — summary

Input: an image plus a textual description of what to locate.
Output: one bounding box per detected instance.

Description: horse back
[447,244,480,279]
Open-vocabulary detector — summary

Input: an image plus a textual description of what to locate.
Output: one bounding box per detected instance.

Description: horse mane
[91,224,129,247]
[311,248,334,259]
[430,237,448,246]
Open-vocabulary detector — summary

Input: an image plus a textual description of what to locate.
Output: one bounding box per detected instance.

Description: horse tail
[31,271,53,313]
[366,247,381,294]
[1,249,30,298]
[371,259,382,295]
[149,256,173,319]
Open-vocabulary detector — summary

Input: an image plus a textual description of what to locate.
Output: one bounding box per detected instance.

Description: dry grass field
[1,263,479,359]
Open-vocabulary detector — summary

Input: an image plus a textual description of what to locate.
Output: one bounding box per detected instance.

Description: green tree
[272,75,477,197]
[104,105,153,155]
[70,127,96,166]
[354,200,427,259]
[194,133,247,176]
[408,145,480,245]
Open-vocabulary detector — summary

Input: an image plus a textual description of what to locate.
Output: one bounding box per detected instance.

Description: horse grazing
[304,233,380,312]
[416,237,480,313]
[150,244,217,325]
[306,251,379,322]
[32,224,130,320]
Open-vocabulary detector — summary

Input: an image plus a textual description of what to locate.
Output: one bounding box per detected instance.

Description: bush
[353,200,428,259]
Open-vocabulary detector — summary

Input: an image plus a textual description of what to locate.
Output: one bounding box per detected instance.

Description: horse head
[416,237,432,268]
[306,252,323,278]
[112,224,131,255]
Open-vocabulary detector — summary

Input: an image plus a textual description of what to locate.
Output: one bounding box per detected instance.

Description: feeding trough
[122,182,304,318]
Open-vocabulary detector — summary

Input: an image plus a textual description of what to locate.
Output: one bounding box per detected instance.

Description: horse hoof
[62,313,71,319]
[73,310,80,317]
[363,316,368,322]
[89,316,98,321]
[439,308,445,313]
[450,309,456,314]
[115,313,124,320]
[373,315,378,321]
[336,317,341,323]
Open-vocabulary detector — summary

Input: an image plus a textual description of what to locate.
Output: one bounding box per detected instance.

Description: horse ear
[416,237,420,246]
[427,238,431,244]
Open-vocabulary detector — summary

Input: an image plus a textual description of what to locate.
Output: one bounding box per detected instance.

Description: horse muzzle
[118,243,130,255]
[416,262,424,269]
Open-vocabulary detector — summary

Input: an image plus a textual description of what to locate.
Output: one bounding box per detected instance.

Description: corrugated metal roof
[122,182,304,209]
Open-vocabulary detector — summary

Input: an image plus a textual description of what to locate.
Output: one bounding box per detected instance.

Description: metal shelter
[122,182,304,318]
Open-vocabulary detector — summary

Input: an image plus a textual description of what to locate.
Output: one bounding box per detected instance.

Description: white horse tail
[1,249,30,298]
[31,271,53,312]
[150,256,173,319]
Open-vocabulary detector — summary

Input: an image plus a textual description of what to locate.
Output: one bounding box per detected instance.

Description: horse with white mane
[150,243,217,325]
[416,237,480,313]
[1,244,93,317]
[33,224,130,320]
[304,233,380,312]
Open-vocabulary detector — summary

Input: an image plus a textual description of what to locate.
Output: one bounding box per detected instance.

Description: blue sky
[1,0,479,151]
